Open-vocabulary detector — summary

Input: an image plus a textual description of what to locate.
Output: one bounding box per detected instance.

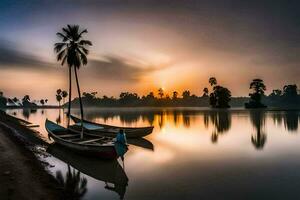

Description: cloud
[0,40,54,71]
[0,39,167,82]
[83,55,168,81]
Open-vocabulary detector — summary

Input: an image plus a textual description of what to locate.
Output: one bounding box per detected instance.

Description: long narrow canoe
[70,115,154,138]
[45,119,126,159]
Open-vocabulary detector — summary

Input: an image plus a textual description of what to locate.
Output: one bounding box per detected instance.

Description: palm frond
[78,29,88,39]
[54,42,67,53]
[78,46,89,54]
[62,27,72,38]
[61,55,67,66]
[79,40,92,46]
[77,48,88,65]
[57,49,66,61]
[74,52,82,68]
[67,24,80,40]
[56,32,69,42]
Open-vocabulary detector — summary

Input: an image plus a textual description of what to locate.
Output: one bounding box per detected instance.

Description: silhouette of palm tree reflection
[55,165,87,200]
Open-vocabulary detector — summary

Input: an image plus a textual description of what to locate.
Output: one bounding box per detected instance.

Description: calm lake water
[5,108,300,200]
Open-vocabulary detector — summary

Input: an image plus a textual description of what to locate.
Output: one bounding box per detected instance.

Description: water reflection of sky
[4,108,300,199]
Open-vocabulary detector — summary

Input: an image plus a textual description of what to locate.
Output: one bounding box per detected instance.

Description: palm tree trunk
[74,66,84,138]
[67,67,72,128]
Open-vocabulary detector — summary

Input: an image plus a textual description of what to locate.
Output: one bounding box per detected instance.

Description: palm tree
[57,89,62,96]
[56,94,62,107]
[54,25,92,133]
[62,90,68,105]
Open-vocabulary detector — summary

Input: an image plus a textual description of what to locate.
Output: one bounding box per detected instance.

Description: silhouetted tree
[246,79,267,108]
[207,77,231,108]
[270,89,282,97]
[22,95,30,103]
[56,94,62,107]
[213,86,231,108]
[55,24,92,130]
[203,87,209,97]
[119,92,140,106]
[182,90,191,99]
[62,90,68,105]
[282,84,298,104]
[57,89,62,96]
[283,85,297,96]
[141,92,155,105]
[209,77,217,86]
[12,97,19,103]
[158,88,164,99]
[172,91,178,100]
[40,99,45,106]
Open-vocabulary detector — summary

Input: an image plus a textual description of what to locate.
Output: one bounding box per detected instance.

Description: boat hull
[70,115,154,138]
[50,136,118,159]
[45,119,118,159]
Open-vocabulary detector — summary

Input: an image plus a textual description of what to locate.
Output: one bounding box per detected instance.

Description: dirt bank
[0,111,59,200]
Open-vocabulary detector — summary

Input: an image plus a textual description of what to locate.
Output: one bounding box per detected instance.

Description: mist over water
[5,108,300,199]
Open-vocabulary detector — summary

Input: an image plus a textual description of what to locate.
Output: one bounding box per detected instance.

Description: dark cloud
[0,40,165,81]
[82,55,168,82]
[0,40,53,70]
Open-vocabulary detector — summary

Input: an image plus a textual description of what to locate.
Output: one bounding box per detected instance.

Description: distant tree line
[1,77,299,109]
[70,78,299,109]
[245,79,300,109]
[69,77,234,108]
[0,92,49,108]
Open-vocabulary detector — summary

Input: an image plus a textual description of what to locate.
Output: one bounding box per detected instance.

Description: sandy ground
[0,112,59,200]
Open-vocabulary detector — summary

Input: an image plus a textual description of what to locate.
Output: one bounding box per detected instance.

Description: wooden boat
[45,119,127,159]
[47,144,128,199]
[70,114,154,138]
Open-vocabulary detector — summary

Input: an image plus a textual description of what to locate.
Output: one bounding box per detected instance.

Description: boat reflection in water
[47,145,129,199]
[127,138,154,151]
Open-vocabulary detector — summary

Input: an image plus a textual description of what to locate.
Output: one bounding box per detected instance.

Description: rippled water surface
[5,108,300,200]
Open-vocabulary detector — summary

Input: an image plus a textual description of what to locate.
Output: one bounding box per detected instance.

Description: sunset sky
[0,0,299,103]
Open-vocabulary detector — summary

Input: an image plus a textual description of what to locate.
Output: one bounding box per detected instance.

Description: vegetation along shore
[1,78,299,109]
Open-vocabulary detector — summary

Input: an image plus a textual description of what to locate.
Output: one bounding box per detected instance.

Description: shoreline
[3,106,300,111]
[0,111,60,199]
